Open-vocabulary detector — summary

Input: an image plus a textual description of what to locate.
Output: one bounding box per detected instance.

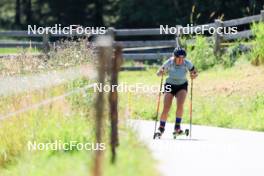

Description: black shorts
[164,82,188,96]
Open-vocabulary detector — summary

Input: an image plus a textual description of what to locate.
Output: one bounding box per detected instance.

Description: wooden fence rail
[223,30,252,40]
[123,53,171,61]
[116,40,176,48]
[223,14,261,27]
[0,41,43,48]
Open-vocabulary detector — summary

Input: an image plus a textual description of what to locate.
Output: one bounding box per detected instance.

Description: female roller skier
[156,48,198,137]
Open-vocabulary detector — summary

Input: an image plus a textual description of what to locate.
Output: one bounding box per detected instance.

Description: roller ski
[153,126,165,139]
[173,128,189,139]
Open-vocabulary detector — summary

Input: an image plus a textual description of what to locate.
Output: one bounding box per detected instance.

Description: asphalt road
[128,120,264,176]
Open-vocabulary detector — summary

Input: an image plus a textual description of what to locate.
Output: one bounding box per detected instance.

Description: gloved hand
[190,70,198,79]
[157,68,165,76]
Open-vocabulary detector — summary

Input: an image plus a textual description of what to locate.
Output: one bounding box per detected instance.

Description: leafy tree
[0,0,263,29]
[15,0,21,26]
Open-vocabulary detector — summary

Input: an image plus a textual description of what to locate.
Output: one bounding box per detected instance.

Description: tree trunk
[94,0,104,26]
[15,0,21,26]
[26,0,32,24]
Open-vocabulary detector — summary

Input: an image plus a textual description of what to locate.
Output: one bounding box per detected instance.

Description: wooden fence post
[107,26,122,164]
[261,10,264,22]
[93,36,113,176]
[107,27,116,39]
[42,30,50,53]
[106,27,116,74]
[175,25,181,48]
[109,44,122,164]
[214,19,224,57]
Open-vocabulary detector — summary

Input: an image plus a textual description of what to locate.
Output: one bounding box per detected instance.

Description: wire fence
[0,83,96,120]
[0,35,123,176]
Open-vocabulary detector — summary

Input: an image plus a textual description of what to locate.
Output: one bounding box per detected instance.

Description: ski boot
[153,126,165,139]
[173,128,189,139]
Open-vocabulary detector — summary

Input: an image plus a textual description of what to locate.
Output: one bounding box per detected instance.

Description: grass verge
[0,78,158,176]
[0,48,40,54]
[119,60,264,131]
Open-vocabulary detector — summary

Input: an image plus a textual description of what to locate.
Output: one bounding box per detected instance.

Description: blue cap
[173,48,186,57]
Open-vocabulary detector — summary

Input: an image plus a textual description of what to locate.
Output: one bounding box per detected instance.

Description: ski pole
[153,72,164,139]
[189,78,193,139]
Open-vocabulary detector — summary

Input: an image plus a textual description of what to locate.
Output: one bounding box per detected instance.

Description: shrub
[221,43,247,68]
[187,36,216,70]
[0,39,93,76]
[250,22,264,65]
[47,39,93,68]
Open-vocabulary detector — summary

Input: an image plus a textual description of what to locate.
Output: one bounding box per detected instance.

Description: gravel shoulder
[0,64,95,96]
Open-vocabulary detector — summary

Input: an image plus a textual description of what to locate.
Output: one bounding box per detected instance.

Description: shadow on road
[154,138,206,141]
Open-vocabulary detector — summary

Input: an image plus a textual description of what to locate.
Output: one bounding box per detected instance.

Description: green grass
[1,119,157,176]
[0,78,158,176]
[104,129,158,176]
[250,22,264,65]
[119,61,264,131]
[0,48,40,54]
[119,68,160,85]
